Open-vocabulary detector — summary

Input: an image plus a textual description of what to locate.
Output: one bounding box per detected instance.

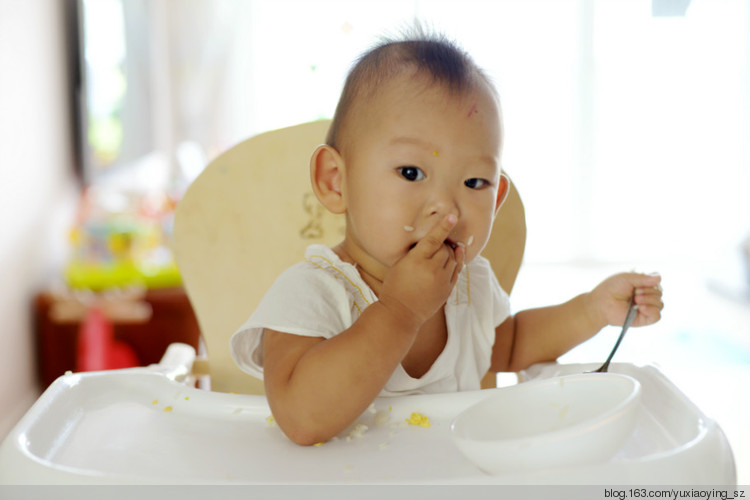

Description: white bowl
[451,373,641,474]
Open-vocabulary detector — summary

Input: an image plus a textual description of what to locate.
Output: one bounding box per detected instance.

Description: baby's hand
[379,215,465,326]
[588,272,663,328]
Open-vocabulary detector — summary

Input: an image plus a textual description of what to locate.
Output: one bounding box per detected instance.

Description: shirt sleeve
[229,261,356,379]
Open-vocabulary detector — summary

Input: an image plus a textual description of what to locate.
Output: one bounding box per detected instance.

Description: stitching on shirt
[304,254,371,314]
[454,265,471,306]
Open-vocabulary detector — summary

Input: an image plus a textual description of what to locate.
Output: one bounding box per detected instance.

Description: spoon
[589,294,639,373]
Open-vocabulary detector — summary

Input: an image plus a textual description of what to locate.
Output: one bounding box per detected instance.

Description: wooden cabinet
[34,287,201,387]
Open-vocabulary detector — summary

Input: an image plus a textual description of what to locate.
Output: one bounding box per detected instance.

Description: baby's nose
[425,190,460,219]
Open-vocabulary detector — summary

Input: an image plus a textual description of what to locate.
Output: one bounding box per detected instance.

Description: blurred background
[1,0,748,482]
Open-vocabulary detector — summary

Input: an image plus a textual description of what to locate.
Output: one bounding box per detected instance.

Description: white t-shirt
[230,244,511,396]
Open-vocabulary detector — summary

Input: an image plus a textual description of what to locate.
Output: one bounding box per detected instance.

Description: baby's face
[339,72,503,281]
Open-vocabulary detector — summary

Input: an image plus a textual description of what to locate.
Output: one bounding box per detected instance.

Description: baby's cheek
[467,230,493,261]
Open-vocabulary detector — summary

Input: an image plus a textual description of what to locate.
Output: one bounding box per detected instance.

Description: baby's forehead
[353,69,498,123]
[343,73,502,163]
[368,64,491,101]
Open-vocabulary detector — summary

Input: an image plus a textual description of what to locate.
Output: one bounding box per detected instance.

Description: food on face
[454,235,474,248]
[404,225,415,232]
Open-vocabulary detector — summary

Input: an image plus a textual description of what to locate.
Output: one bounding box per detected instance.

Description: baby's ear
[310,145,346,214]
[494,173,510,214]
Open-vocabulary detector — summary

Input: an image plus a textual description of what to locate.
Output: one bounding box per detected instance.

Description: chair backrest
[173,120,525,394]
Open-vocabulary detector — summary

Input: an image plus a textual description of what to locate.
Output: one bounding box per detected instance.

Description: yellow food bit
[266,415,275,424]
[151,400,158,405]
[163,406,173,412]
[184,396,190,400]
[405,412,431,427]
[313,442,324,447]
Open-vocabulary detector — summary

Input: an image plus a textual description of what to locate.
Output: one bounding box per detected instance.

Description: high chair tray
[0,362,735,484]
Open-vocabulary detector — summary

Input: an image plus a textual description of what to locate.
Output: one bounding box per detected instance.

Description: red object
[35,288,201,387]
[76,307,139,372]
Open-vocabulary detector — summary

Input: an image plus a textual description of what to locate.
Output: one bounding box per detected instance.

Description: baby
[231,31,663,445]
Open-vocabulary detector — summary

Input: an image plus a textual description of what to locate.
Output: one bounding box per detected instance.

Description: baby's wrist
[582,292,608,331]
[376,295,424,333]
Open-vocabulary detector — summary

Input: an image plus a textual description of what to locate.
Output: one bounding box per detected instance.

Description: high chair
[172,119,526,394]
[0,121,735,485]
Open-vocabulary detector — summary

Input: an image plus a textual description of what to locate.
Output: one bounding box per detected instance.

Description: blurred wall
[0,0,79,438]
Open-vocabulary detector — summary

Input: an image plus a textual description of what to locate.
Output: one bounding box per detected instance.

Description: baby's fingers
[627,272,662,293]
[633,282,663,326]
[633,303,662,326]
[415,214,458,258]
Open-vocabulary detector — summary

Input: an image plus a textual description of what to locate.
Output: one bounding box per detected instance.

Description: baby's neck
[332,243,384,296]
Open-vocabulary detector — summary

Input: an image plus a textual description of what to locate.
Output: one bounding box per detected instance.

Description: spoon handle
[593,295,639,373]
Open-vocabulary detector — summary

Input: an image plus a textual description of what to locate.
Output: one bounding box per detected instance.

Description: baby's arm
[263,215,465,446]
[491,272,663,372]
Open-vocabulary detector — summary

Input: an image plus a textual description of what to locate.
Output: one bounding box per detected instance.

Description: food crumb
[558,405,569,420]
[163,406,173,412]
[405,412,431,427]
[314,442,324,447]
[374,410,390,426]
[184,396,190,401]
[151,400,158,405]
[346,422,369,441]
[266,415,275,424]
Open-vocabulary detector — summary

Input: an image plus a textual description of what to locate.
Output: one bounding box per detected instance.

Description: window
[77,0,750,265]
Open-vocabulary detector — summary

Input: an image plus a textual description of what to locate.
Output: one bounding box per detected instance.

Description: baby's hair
[326,26,496,152]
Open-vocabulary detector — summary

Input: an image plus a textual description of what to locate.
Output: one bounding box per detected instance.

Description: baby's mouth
[408,238,458,251]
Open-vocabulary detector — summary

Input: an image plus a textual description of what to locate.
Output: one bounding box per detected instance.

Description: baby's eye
[398,166,426,182]
[465,178,490,189]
